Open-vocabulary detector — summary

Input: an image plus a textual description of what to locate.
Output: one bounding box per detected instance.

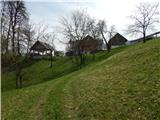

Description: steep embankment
[2,39,160,120]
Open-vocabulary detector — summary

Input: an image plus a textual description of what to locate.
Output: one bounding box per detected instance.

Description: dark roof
[108,33,128,46]
[83,35,94,40]
[30,41,54,52]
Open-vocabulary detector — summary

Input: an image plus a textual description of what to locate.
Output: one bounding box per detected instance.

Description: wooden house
[80,35,103,53]
[66,35,103,56]
[108,33,128,48]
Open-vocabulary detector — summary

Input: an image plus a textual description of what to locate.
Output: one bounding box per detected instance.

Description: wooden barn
[108,33,128,48]
[79,35,103,53]
[66,35,103,56]
[30,41,55,59]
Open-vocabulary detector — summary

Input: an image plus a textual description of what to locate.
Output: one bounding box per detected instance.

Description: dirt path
[28,80,60,120]
[62,79,79,120]
[28,74,79,120]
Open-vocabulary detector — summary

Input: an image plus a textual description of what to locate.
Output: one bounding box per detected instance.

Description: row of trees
[1,1,55,56]
[0,1,56,88]
[1,1,30,88]
[1,1,30,54]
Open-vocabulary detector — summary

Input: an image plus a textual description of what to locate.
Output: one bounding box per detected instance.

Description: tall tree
[60,10,95,66]
[127,2,159,43]
[1,1,29,88]
[97,20,111,52]
[13,1,28,54]
[1,1,12,54]
[1,1,29,54]
[22,22,35,54]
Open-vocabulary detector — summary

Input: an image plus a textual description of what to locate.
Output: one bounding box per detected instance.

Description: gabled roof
[82,35,94,40]
[108,33,128,46]
[30,41,54,52]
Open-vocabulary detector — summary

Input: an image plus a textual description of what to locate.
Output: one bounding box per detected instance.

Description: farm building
[30,41,55,59]
[79,35,103,53]
[66,35,103,56]
[108,33,128,48]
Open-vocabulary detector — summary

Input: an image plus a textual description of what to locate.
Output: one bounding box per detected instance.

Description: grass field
[2,39,160,120]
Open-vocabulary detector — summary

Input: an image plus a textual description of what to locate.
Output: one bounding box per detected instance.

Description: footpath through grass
[2,39,160,120]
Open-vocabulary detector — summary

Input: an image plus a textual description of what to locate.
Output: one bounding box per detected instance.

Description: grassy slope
[2,46,127,92]
[2,39,160,120]
[1,57,78,92]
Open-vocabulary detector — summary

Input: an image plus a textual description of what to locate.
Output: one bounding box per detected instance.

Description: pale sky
[25,0,160,51]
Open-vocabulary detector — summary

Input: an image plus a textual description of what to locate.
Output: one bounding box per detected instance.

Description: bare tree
[34,23,49,42]
[127,2,159,43]
[16,8,29,55]
[60,10,95,66]
[108,25,117,40]
[49,32,55,67]
[1,1,12,54]
[9,1,28,53]
[1,1,29,88]
[1,1,29,54]
[22,22,35,54]
[97,20,111,52]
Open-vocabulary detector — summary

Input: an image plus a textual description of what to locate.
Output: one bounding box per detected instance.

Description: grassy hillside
[2,46,127,92]
[2,39,160,120]
[1,57,78,92]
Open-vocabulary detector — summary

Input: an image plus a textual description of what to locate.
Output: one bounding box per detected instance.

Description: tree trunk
[12,6,18,54]
[5,36,9,54]
[12,26,15,53]
[19,75,22,88]
[27,39,30,54]
[16,62,20,88]
[101,31,110,52]
[103,40,110,52]
[143,32,146,43]
[107,43,111,52]
[15,59,23,88]
[50,50,53,68]
[79,53,83,68]
[82,54,86,64]
[5,18,12,54]
[78,50,83,68]
[17,26,20,55]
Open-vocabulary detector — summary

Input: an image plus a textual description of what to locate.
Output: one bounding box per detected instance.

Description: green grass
[2,46,127,92]
[1,57,76,92]
[2,38,160,120]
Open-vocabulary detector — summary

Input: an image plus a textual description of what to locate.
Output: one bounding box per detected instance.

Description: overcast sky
[26,0,160,51]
